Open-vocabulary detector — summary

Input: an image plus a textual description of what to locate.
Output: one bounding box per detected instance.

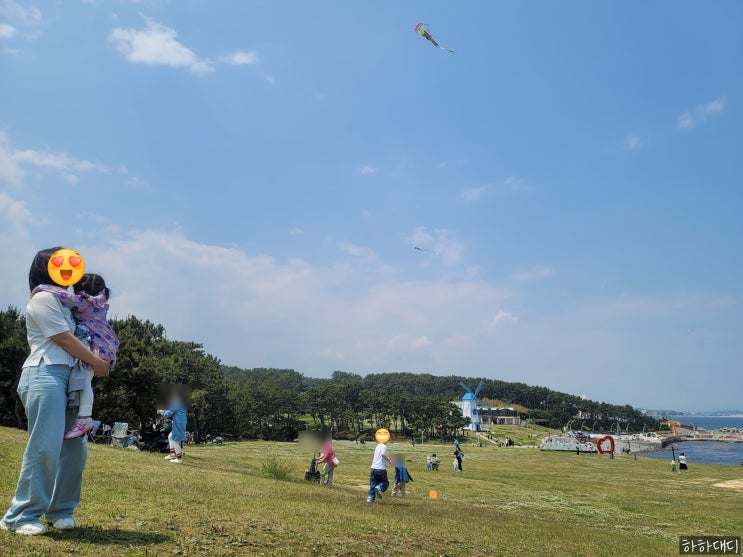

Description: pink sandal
[64,421,94,440]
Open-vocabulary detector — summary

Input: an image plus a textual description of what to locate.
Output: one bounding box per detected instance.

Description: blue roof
[462,393,476,400]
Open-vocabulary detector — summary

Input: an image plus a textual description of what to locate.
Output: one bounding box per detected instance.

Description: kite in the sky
[414,23,455,53]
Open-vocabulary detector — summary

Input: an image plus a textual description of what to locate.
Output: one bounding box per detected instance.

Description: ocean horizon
[674,415,743,430]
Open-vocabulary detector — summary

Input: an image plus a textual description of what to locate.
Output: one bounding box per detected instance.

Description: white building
[452,394,521,431]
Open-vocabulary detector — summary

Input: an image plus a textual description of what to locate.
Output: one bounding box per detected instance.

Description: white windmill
[459,380,486,431]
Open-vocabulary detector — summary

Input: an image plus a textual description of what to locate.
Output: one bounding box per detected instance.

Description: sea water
[675,415,743,431]
[642,416,743,466]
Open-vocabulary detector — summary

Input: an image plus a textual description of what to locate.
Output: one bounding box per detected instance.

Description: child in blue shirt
[391,455,413,497]
[159,388,187,464]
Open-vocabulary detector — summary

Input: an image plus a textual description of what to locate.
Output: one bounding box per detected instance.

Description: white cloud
[1,46,18,54]
[0,192,39,305]
[624,135,642,151]
[359,165,377,175]
[219,50,258,65]
[3,209,737,408]
[0,22,15,38]
[0,131,24,185]
[64,228,512,373]
[408,227,464,266]
[0,1,41,26]
[503,176,530,192]
[0,130,106,186]
[0,1,41,41]
[677,97,724,130]
[78,211,110,224]
[109,17,214,75]
[289,227,304,235]
[411,335,430,349]
[124,175,149,190]
[484,310,518,328]
[585,294,733,318]
[14,149,102,172]
[386,334,431,352]
[0,191,32,223]
[461,186,486,203]
[339,241,393,273]
[677,111,694,130]
[511,266,553,281]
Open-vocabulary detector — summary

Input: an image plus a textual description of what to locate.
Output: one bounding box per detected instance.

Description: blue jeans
[2,363,88,527]
[368,468,389,500]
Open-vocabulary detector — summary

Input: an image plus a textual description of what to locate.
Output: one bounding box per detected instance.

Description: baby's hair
[74,273,110,299]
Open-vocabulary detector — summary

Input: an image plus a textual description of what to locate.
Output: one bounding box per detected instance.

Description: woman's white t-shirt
[23,291,76,368]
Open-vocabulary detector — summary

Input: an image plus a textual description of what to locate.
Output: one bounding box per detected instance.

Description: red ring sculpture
[596,435,615,454]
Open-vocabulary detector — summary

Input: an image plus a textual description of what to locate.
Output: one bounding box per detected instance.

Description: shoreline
[679,415,743,419]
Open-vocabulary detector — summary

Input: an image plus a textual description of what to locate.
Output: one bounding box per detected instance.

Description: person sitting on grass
[391,455,413,498]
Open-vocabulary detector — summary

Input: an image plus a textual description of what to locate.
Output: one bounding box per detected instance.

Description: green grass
[0,426,741,556]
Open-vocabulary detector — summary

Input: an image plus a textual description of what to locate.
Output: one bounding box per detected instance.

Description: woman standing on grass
[453,440,464,472]
[316,431,337,487]
[1,248,109,536]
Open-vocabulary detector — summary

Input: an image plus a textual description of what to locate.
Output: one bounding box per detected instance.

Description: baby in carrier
[33,273,118,439]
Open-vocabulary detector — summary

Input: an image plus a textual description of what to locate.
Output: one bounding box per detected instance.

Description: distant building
[452,397,521,430]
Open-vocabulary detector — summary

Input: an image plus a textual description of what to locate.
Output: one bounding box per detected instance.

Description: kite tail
[439,47,456,53]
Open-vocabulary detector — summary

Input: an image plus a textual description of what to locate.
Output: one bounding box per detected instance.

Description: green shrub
[260,451,292,480]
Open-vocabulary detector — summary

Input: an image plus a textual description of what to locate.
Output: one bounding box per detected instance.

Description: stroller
[304,453,322,483]
[140,422,169,453]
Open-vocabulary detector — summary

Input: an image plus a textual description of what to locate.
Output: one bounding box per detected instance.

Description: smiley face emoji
[47,248,85,287]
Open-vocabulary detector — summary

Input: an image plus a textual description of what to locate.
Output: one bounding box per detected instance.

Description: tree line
[0,308,657,441]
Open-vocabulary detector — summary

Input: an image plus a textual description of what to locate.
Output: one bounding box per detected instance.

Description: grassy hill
[0,426,741,556]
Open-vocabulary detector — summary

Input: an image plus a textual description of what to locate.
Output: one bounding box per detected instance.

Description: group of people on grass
[314,429,468,501]
[366,429,416,502]
[314,428,465,502]
[367,432,466,501]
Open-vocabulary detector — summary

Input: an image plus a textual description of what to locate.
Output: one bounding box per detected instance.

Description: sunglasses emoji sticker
[47,248,85,287]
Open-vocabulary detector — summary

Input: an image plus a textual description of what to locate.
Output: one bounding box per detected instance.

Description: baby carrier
[304,453,322,482]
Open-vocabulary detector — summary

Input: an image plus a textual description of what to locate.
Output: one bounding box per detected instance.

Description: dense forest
[0,307,658,441]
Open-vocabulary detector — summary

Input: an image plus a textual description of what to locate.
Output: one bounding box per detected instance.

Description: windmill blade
[473,379,485,398]
[459,381,474,395]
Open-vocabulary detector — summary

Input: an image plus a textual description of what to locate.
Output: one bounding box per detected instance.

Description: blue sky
[1,0,742,411]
